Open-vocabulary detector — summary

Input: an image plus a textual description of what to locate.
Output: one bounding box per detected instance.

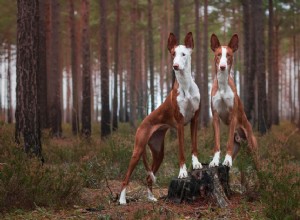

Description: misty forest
[0,0,299,219]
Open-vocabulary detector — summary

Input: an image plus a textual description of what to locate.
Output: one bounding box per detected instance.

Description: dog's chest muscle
[177,82,200,124]
[212,86,234,123]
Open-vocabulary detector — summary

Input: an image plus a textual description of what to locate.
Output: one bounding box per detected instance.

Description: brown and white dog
[119,32,202,205]
[209,33,258,168]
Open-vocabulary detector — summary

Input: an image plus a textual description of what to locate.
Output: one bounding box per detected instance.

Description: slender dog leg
[190,109,202,169]
[223,116,237,167]
[209,111,221,167]
[177,123,187,178]
[119,141,146,204]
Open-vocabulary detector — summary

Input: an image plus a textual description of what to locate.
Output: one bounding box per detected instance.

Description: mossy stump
[166,164,230,207]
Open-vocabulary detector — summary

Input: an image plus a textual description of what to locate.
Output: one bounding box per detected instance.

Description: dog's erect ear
[168,33,177,53]
[184,32,194,49]
[228,34,238,52]
[210,34,221,52]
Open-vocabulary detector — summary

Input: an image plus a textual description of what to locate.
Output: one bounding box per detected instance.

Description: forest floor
[2,180,265,220]
[0,122,299,219]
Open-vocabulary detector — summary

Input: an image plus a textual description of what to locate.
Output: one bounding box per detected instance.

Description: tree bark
[267,0,273,128]
[129,0,137,128]
[48,0,62,137]
[37,0,48,129]
[69,0,80,135]
[242,0,255,125]
[172,0,180,88]
[167,165,230,208]
[81,0,91,137]
[100,0,111,137]
[112,0,120,131]
[6,43,12,123]
[16,0,43,159]
[148,0,155,112]
[254,0,267,134]
[194,0,201,126]
[201,0,209,128]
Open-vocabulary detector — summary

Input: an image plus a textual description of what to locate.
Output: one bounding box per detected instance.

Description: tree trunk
[69,0,80,135]
[148,0,155,112]
[201,0,209,128]
[16,0,43,159]
[100,0,111,137]
[6,43,12,123]
[172,0,180,88]
[129,0,137,128]
[194,0,201,125]
[242,0,255,125]
[48,0,62,137]
[112,0,120,131]
[254,0,267,134]
[81,0,91,137]
[38,0,48,129]
[267,0,273,129]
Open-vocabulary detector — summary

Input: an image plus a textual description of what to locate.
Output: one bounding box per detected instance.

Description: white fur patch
[209,151,220,167]
[211,60,234,124]
[219,47,228,69]
[223,154,232,167]
[192,154,202,169]
[178,164,188,178]
[119,188,127,205]
[173,45,200,124]
[148,171,156,183]
[147,188,157,202]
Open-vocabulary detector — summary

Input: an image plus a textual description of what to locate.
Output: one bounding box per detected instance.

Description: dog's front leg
[223,114,237,167]
[209,110,221,167]
[190,109,202,169]
[177,123,187,178]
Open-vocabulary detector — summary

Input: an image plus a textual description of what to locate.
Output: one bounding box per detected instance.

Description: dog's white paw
[147,189,157,202]
[192,155,203,169]
[119,188,127,205]
[178,164,188,178]
[222,154,232,167]
[209,151,220,167]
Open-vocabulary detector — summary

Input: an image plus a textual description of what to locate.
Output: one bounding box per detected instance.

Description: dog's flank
[119,32,202,205]
[209,33,258,168]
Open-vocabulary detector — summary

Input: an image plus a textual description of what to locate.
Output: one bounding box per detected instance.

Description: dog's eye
[182,53,185,56]
[217,54,221,57]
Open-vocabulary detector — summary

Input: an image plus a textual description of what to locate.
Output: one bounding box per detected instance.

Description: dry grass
[0,121,299,219]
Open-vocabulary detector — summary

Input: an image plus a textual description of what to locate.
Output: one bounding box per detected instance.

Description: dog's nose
[220,65,226,71]
[173,64,179,70]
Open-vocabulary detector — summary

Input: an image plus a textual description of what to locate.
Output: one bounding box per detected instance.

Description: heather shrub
[0,148,82,212]
[258,142,300,219]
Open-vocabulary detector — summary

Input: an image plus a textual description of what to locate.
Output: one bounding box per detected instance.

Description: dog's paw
[178,164,188,178]
[222,154,232,167]
[119,188,127,205]
[209,151,220,167]
[192,155,203,169]
[147,189,158,202]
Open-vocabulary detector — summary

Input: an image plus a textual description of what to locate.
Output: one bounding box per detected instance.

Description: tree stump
[166,164,230,207]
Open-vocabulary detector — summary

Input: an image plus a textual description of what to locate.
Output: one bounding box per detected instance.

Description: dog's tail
[232,127,247,160]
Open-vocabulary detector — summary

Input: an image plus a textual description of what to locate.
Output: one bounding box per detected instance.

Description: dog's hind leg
[119,131,148,204]
[145,127,168,202]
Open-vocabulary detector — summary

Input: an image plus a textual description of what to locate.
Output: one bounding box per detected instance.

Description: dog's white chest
[177,82,200,124]
[212,86,234,123]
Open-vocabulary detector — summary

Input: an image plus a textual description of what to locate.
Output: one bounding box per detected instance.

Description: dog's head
[210,33,238,75]
[168,32,194,71]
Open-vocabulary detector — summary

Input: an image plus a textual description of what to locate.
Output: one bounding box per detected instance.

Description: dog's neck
[174,55,192,92]
[217,70,229,92]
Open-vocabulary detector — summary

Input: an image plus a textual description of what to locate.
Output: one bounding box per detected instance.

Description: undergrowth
[0,121,299,219]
